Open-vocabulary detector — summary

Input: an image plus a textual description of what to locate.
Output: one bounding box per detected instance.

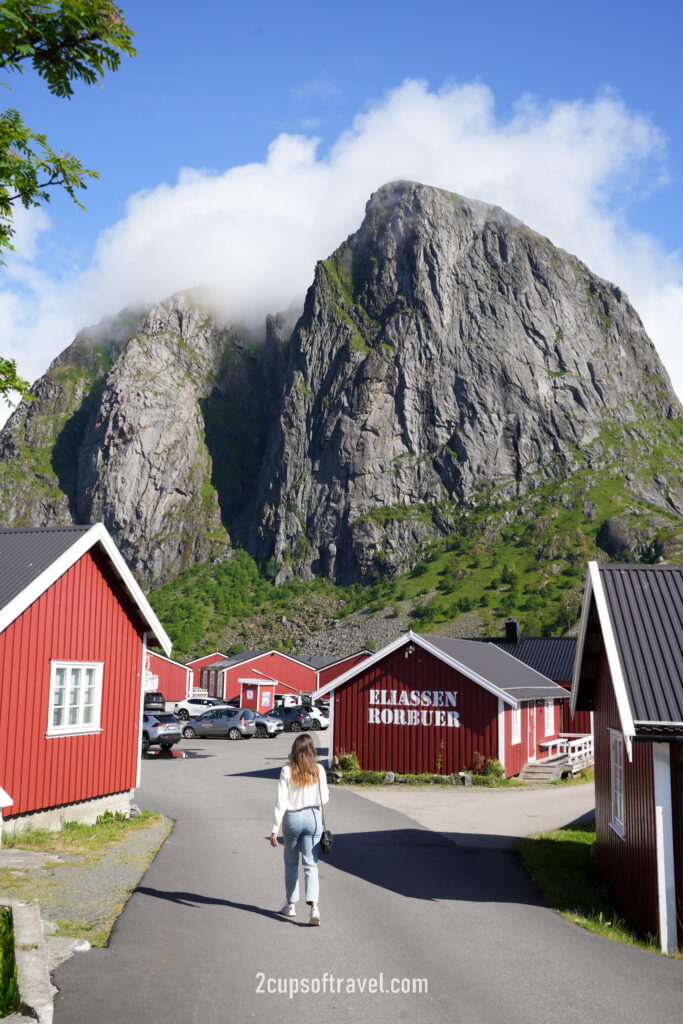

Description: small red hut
[240,679,276,714]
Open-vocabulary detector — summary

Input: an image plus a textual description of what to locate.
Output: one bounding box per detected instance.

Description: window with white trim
[609,729,625,838]
[511,707,521,744]
[47,662,103,737]
[544,699,554,736]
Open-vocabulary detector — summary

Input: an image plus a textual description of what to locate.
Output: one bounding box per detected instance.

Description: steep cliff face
[251,181,681,583]
[0,294,270,583]
[1,181,681,590]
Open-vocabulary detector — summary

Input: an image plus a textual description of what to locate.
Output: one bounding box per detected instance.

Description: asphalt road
[53,732,682,1024]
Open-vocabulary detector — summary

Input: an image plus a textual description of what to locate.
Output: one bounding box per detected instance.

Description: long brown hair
[289,733,319,786]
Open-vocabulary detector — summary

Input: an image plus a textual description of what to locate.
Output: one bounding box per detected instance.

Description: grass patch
[0,811,170,950]
[519,820,672,954]
[0,907,18,1018]
[2,810,161,857]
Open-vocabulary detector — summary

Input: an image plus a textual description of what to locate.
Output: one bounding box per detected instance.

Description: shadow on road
[320,828,542,905]
[136,886,292,923]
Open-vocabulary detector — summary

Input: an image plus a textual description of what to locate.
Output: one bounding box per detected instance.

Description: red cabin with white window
[0,524,170,835]
[314,631,569,778]
[146,650,192,704]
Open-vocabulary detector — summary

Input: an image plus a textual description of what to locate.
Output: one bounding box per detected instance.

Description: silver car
[181,706,257,741]
[254,712,285,738]
[141,712,182,752]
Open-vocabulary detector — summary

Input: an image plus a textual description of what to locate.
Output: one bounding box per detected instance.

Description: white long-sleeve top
[271,762,329,835]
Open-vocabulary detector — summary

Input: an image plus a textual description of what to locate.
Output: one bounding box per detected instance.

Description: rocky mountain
[251,181,682,583]
[1,181,681,594]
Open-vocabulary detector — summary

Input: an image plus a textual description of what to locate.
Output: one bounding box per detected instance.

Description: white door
[528,704,536,761]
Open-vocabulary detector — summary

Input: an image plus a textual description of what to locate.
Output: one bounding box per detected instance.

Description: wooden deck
[519,733,594,783]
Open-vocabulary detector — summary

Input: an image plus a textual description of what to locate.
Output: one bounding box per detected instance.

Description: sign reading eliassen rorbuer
[368,689,460,727]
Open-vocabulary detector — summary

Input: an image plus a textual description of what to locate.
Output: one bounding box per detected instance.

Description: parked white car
[304,706,329,730]
[174,696,224,720]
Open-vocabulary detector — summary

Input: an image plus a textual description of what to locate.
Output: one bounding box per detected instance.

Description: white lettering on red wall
[367,689,460,727]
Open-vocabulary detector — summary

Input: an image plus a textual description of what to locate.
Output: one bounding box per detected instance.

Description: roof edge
[0,523,171,655]
[314,631,527,706]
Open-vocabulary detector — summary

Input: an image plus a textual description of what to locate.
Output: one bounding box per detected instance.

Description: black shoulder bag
[317,771,333,856]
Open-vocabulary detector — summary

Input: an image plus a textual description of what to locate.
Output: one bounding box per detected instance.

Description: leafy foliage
[0,354,30,402]
[0,2,136,397]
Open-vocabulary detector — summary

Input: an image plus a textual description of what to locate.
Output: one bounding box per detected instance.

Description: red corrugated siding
[333,645,499,775]
[318,652,371,689]
[593,649,658,938]
[503,700,564,776]
[147,652,189,702]
[555,679,593,734]
[0,548,142,819]
[221,653,317,700]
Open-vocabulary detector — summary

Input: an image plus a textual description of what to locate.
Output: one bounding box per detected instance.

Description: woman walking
[270,733,329,925]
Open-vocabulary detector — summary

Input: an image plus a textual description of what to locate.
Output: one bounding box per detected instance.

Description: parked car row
[142,692,329,752]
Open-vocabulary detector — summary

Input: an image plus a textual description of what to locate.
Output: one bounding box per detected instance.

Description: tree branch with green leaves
[0,0,136,404]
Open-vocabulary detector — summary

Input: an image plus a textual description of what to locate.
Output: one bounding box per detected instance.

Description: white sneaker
[278,902,296,917]
[309,906,320,926]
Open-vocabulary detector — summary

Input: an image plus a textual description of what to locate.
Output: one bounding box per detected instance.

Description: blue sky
[2,0,682,415]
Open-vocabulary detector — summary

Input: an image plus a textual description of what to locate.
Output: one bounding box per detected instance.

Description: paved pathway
[350,781,595,847]
[53,735,681,1024]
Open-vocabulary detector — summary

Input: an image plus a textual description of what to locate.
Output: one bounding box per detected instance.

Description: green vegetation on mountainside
[148,414,683,660]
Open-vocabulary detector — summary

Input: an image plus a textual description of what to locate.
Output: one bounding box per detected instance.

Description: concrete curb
[4,901,90,1024]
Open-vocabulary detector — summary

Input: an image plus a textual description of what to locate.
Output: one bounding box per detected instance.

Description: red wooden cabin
[572,562,683,953]
[146,650,192,705]
[200,650,318,701]
[0,524,170,837]
[307,651,372,690]
[314,631,569,778]
[186,651,227,692]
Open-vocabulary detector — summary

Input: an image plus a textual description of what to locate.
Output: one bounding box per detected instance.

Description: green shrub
[0,908,18,1017]
[337,751,360,772]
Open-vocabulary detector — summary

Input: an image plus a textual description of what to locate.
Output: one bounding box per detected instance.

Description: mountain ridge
[0,181,681,640]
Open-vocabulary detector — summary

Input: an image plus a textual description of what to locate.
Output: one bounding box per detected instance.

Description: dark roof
[210,649,268,671]
[475,637,577,682]
[296,655,336,669]
[417,634,570,702]
[296,652,369,670]
[599,564,683,725]
[0,525,91,612]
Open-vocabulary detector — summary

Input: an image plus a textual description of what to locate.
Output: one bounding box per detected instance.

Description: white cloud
[2,77,682,431]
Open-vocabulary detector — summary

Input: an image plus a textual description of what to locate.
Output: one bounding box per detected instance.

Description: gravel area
[0,817,171,939]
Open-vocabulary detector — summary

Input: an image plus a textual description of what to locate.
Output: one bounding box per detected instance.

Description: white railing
[562,733,594,770]
[538,733,594,773]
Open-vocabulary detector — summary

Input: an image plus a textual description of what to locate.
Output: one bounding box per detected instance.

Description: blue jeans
[282,807,322,904]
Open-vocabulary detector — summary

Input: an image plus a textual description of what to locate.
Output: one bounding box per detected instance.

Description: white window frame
[609,728,625,839]
[511,707,521,745]
[47,661,104,738]
[544,699,554,737]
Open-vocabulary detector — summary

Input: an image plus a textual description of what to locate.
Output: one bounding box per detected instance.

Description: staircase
[519,755,568,782]
[519,733,594,783]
